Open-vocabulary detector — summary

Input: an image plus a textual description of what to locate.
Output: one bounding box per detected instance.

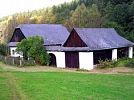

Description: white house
[8,24,134,70]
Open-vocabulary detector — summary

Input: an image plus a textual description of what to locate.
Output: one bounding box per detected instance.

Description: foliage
[104,1,134,41]
[102,21,124,36]
[0,0,134,43]
[0,44,8,56]
[98,59,116,68]
[65,3,103,29]
[115,58,134,68]
[21,59,36,67]
[98,58,134,68]
[16,36,50,65]
[126,59,134,68]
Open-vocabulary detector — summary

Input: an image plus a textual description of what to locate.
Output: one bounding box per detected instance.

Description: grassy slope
[0,67,134,100]
[0,74,11,100]
[15,72,134,100]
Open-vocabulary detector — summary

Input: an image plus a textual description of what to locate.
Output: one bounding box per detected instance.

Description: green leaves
[0,44,8,56]
[65,3,103,28]
[16,36,50,65]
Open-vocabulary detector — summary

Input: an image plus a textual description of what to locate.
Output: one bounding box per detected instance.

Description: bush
[17,36,50,65]
[98,58,134,69]
[0,44,8,56]
[21,59,36,67]
[115,58,128,67]
[116,58,134,68]
[126,59,134,68]
[98,59,116,69]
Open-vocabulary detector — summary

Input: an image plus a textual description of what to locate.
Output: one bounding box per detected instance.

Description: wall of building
[48,51,66,68]
[10,28,25,42]
[79,52,94,70]
[128,47,133,58]
[112,49,117,61]
[64,29,87,47]
[9,47,133,70]
[10,47,23,57]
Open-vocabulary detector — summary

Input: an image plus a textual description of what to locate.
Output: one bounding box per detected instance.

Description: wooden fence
[0,55,35,67]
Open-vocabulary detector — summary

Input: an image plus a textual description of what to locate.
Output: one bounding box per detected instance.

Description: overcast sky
[0,0,72,18]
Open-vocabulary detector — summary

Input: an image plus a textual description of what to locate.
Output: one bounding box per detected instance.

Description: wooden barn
[8,24,134,70]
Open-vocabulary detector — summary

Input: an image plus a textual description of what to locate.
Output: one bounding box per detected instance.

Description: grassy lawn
[0,66,134,100]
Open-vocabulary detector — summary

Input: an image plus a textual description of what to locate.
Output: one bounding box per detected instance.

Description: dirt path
[0,63,78,72]
[0,72,29,100]
[0,62,134,74]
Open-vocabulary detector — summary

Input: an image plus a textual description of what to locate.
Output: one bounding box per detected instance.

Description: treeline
[0,0,134,43]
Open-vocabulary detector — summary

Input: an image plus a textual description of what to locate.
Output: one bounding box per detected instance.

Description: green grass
[0,68,134,100]
[0,75,11,100]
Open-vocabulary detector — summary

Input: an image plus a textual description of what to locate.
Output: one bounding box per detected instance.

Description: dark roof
[8,42,18,47]
[74,28,134,50]
[46,46,90,51]
[16,24,70,45]
[8,42,91,51]
[9,26,134,52]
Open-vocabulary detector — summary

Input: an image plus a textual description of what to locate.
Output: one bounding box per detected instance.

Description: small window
[12,50,15,55]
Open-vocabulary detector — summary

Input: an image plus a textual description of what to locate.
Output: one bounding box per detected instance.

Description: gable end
[10,28,26,42]
[64,28,87,47]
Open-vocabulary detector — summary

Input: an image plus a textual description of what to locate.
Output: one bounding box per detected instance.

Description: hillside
[0,0,134,43]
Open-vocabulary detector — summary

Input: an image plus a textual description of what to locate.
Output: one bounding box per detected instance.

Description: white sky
[0,0,72,18]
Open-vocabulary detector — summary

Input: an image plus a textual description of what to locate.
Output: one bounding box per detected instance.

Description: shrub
[116,58,134,68]
[98,59,116,69]
[16,36,50,65]
[0,44,8,56]
[126,59,134,68]
[115,57,128,67]
[21,59,36,67]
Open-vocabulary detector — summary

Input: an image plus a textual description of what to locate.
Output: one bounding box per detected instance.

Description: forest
[0,0,134,43]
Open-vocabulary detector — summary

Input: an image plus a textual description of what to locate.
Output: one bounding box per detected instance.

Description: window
[12,50,15,55]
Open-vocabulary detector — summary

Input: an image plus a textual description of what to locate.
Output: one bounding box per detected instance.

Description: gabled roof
[74,28,134,50]
[16,24,70,45]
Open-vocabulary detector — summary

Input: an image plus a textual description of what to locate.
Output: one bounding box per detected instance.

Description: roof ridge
[17,24,65,28]
[74,27,114,29]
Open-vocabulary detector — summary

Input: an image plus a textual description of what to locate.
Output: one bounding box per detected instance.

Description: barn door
[65,52,79,68]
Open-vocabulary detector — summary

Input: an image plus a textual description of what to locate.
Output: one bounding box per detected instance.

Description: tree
[86,4,103,28]
[102,21,124,36]
[0,0,134,43]
[0,44,8,56]
[16,36,50,65]
[104,1,134,41]
[104,0,133,5]
[65,3,103,29]
[4,16,18,43]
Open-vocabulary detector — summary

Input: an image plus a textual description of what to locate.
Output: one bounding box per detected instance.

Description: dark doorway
[118,47,128,58]
[65,52,79,68]
[94,49,112,64]
[49,53,56,66]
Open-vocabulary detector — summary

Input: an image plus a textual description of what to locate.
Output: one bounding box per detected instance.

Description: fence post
[4,57,7,64]
[20,58,22,67]
[13,57,15,65]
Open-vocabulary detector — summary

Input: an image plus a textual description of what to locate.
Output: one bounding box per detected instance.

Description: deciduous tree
[16,36,50,65]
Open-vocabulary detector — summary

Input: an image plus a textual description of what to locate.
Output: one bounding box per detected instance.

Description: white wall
[112,49,117,61]
[10,47,23,57]
[79,52,94,70]
[48,51,65,68]
[128,47,133,58]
